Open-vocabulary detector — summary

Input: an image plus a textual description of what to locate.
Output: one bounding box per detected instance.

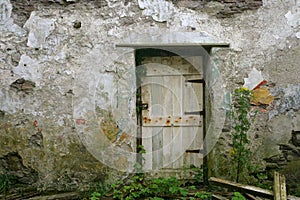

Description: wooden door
[139,55,204,172]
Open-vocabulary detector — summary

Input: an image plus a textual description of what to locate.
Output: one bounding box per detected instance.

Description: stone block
[292,130,300,147]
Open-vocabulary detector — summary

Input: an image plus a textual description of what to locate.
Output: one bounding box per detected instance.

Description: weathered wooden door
[138,52,204,173]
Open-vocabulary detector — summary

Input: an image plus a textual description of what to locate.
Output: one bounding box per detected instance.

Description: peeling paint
[138,0,175,22]
[251,88,274,105]
[285,10,300,28]
[0,0,25,36]
[24,12,56,48]
[243,68,265,90]
[0,0,12,24]
[13,55,42,84]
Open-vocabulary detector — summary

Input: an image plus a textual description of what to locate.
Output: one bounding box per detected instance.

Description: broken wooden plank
[274,171,287,200]
[289,196,300,200]
[209,177,273,198]
[244,193,259,200]
[273,171,280,200]
[209,177,300,200]
[212,194,227,200]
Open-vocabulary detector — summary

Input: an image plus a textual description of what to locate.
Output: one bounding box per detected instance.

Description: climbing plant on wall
[230,87,255,183]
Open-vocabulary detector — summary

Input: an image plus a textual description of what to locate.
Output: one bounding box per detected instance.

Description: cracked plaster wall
[0,0,300,193]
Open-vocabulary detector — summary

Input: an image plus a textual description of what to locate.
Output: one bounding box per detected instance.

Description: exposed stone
[11,0,101,27]
[0,152,38,185]
[29,132,44,148]
[265,163,279,170]
[73,20,81,29]
[0,0,25,36]
[204,1,225,15]
[0,0,12,25]
[291,130,300,147]
[263,129,300,196]
[269,84,300,119]
[0,110,4,117]
[10,78,36,93]
[10,0,34,27]
[11,51,22,66]
[176,0,203,10]
[279,143,300,155]
[264,154,286,164]
[138,0,175,22]
[173,0,263,17]
[281,160,300,196]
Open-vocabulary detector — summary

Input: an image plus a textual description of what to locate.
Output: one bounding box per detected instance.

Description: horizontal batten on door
[142,116,203,126]
[144,73,202,77]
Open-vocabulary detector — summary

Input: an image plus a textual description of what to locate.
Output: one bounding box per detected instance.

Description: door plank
[163,127,173,168]
[172,75,183,168]
[143,127,152,171]
[190,127,203,167]
[152,127,163,170]
[182,126,193,167]
[172,127,183,168]
[151,76,164,170]
[183,75,203,113]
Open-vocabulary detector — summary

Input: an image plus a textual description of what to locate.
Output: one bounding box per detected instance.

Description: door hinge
[184,111,205,116]
[185,149,204,154]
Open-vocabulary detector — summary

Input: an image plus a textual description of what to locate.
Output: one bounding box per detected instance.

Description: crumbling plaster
[0,0,299,192]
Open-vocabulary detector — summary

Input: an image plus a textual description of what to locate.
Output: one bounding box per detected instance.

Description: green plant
[111,180,124,200]
[0,174,15,194]
[150,176,189,197]
[100,145,203,199]
[149,197,164,200]
[231,192,245,200]
[190,165,203,184]
[90,191,101,200]
[85,180,112,200]
[111,175,190,200]
[194,191,212,199]
[252,171,273,190]
[230,87,255,183]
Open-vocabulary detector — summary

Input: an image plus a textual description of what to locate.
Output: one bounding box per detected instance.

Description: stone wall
[173,0,263,18]
[0,0,300,195]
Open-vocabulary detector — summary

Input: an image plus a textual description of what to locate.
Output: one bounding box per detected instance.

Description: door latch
[141,103,148,110]
[137,102,149,111]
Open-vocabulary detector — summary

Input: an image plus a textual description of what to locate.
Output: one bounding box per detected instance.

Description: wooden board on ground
[209,177,300,200]
[274,171,287,200]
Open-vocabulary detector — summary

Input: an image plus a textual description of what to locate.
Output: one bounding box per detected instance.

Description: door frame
[134,48,207,181]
